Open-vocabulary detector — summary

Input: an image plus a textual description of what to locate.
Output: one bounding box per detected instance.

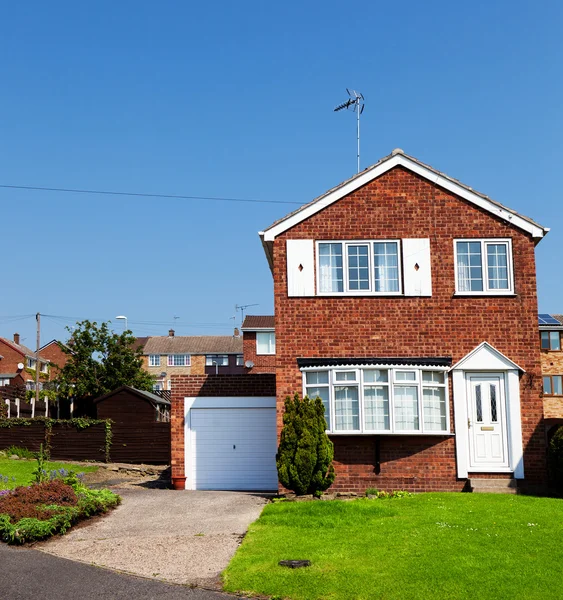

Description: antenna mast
[235,303,259,326]
[334,89,365,173]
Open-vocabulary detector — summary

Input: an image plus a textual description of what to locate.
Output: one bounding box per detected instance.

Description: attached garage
[185,396,278,491]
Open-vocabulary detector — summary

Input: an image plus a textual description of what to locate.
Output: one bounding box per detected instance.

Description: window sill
[327,431,453,437]
[316,292,403,298]
[453,292,516,297]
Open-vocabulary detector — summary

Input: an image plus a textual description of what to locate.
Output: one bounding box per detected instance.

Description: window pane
[306,386,330,429]
[490,385,498,422]
[543,376,552,395]
[256,332,275,354]
[335,371,356,382]
[423,387,447,431]
[364,385,390,430]
[396,371,416,382]
[422,371,444,384]
[364,369,388,383]
[553,376,563,395]
[373,242,399,292]
[149,355,160,367]
[306,371,329,385]
[236,355,244,366]
[475,385,483,421]
[394,386,419,430]
[456,242,483,292]
[347,245,370,290]
[334,386,360,430]
[541,331,551,350]
[319,243,344,293]
[486,244,509,290]
[550,331,561,351]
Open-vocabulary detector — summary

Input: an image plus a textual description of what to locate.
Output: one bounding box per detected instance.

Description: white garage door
[188,402,278,491]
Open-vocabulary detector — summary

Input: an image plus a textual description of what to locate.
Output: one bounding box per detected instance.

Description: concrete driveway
[39,489,268,589]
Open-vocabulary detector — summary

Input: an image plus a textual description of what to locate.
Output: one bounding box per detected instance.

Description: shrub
[3,446,36,460]
[276,393,335,497]
[548,425,563,491]
[0,480,77,522]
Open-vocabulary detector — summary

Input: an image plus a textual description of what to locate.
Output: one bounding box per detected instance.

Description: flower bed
[0,474,120,544]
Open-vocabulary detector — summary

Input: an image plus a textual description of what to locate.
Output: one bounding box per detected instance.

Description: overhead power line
[0,184,303,206]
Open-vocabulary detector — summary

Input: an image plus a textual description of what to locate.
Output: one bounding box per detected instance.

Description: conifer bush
[276,393,335,496]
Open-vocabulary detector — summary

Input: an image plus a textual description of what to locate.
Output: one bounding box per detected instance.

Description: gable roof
[450,341,524,372]
[241,315,275,330]
[0,337,37,359]
[142,335,243,355]
[259,149,548,268]
[93,385,170,406]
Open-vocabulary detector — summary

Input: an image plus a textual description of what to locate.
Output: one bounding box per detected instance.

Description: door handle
[467,418,471,429]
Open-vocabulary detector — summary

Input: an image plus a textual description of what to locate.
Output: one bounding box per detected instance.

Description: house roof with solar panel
[538,313,563,329]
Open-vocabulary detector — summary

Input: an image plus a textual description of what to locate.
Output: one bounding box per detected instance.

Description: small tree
[548,426,563,492]
[56,320,155,415]
[276,393,335,496]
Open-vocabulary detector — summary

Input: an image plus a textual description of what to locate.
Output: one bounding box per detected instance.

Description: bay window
[318,241,401,295]
[302,366,449,434]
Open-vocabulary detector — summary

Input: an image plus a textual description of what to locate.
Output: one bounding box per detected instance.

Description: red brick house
[171,148,549,493]
[241,316,276,373]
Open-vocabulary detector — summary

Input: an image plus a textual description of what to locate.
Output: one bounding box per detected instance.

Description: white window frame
[256,331,276,355]
[236,354,244,366]
[27,358,36,369]
[454,238,514,295]
[205,354,229,366]
[167,354,191,367]
[149,354,161,367]
[302,365,450,435]
[316,240,402,296]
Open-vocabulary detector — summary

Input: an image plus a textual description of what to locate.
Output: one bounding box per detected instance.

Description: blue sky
[1,1,562,346]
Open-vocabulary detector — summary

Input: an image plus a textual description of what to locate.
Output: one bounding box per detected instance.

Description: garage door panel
[189,406,278,491]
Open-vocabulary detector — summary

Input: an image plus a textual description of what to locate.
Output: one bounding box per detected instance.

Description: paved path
[39,488,268,589]
[0,544,241,600]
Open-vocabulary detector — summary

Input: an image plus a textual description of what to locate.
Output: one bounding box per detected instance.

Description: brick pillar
[170,375,187,489]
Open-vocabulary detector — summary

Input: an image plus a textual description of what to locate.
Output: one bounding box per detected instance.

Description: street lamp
[115,315,128,331]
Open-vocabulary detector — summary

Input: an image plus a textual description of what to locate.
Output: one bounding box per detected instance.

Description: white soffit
[261,153,548,242]
[450,342,525,373]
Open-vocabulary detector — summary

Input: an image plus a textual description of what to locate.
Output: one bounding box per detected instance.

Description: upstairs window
[236,354,244,366]
[541,331,561,351]
[149,355,161,367]
[167,354,191,367]
[256,332,276,355]
[206,354,229,366]
[317,241,401,295]
[455,239,513,294]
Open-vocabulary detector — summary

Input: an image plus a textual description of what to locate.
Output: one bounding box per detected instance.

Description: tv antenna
[334,89,365,174]
[235,303,259,326]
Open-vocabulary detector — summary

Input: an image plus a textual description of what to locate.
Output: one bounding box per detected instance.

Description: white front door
[467,374,509,470]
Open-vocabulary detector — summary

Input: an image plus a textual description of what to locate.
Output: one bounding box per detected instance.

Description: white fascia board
[241,328,275,332]
[262,155,547,242]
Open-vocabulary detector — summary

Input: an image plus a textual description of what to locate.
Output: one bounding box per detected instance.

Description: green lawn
[0,458,97,489]
[223,493,563,600]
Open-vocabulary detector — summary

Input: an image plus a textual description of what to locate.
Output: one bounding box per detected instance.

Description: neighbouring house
[171,148,549,493]
[0,333,52,390]
[39,339,69,378]
[140,330,244,390]
[94,385,171,464]
[241,315,276,373]
[538,313,563,441]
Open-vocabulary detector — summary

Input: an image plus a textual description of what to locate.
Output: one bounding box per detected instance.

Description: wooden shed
[94,386,171,465]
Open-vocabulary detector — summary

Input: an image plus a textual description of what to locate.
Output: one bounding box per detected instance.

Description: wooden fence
[0,421,107,462]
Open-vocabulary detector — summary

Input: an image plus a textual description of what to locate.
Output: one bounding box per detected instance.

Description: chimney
[233,327,240,337]
[13,333,20,345]
[168,329,175,337]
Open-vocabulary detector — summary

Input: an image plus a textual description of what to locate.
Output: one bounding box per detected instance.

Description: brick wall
[243,332,276,373]
[170,374,276,485]
[40,342,68,379]
[272,166,546,492]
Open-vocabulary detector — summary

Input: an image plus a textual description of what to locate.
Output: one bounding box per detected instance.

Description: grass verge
[0,458,97,489]
[223,493,563,600]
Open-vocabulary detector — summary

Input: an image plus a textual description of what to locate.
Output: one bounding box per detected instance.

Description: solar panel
[538,314,560,325]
